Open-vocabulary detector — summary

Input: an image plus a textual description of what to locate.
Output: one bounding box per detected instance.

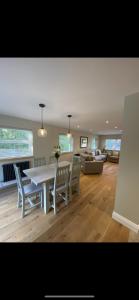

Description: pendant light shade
[37,128,47,137]
[38,104,47,137]
[67,114,72,138]
[67,132,72,138]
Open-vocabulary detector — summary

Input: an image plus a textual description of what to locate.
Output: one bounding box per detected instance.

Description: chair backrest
[13,164,24,197]
[70,158,81,182]
[54,164,70,190]
[33,157,46,167]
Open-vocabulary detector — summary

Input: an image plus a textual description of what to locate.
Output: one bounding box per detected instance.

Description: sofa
[80,153,103,174]
[80,149,107,162]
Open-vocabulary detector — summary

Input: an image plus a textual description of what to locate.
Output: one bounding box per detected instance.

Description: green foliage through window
[0,128,33,158]
[59,134,73,152]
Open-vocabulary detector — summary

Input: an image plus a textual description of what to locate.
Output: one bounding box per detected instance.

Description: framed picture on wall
[80,136,88,148]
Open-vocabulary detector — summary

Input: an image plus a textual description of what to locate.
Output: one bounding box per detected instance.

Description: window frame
[0,127,33,160]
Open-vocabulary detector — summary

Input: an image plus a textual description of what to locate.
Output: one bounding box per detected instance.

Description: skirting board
[112,211,139,233]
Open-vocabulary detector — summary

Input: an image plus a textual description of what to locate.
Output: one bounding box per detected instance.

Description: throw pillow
[95,150,99,155]
[98,149,101,155]
[89,156,94,161]
[95,149,101,155]
[85,156,94,161]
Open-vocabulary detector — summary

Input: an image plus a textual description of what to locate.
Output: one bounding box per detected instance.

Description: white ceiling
[0,57,139,135]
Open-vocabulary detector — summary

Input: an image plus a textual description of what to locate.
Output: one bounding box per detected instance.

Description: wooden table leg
[43,182,50,214]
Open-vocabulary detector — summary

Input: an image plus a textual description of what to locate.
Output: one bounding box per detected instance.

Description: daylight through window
[59,134,73,153]
[105,139,121,151]
[0,128,33,158]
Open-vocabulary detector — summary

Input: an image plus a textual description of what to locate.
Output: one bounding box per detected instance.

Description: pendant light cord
[69,116,70,133]
[41,107,43,129]
[67,114,72,134]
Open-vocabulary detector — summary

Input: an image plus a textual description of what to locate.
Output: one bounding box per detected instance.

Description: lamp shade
[67,132,72,138]
[37,103,47,137]
[37,128,47,137]
[67,114,72,138]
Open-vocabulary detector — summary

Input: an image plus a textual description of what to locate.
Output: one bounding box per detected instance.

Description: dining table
[23,160,71,214]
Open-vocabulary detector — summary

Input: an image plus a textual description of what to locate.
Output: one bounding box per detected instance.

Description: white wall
[0,114,93,168]
[113,93,139,224]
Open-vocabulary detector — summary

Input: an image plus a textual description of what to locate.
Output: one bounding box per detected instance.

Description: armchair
[107,151,120,163]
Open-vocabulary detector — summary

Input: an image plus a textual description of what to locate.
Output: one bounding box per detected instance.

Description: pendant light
[67,114,72,138]
[37,104,47,137]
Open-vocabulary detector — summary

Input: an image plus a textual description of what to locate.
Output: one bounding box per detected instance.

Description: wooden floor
[0,162,133,242]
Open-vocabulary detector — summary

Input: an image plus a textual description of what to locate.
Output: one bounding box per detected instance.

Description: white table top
[23,161,71,185]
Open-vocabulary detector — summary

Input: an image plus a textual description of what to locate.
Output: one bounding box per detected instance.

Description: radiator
[2,161,29,182]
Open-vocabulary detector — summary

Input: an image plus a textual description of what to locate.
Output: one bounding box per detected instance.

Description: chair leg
[17,192,22,208]
[41,191,43,208]
[65,190,68,206]
[69,186,72,202]
[53,194,57,215]
[22,196,25,218]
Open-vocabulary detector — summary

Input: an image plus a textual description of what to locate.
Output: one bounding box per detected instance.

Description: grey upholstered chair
[14,164,43,218]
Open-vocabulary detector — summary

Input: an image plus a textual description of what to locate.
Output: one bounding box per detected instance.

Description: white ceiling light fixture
[67,114,72,138]
[37,103,47,137]
[114,126,118,129]
[105,120,109,124]
[77,124,80,128]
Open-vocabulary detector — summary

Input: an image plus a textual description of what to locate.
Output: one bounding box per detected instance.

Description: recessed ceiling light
[114,126,118,129]
[105,120,109,124]
[77,124,80,128]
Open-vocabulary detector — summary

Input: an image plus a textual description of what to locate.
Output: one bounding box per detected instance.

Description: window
[59,134,73,153]
[105,139,121,151]
[0,128,33,158]
[92,137,96,149]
